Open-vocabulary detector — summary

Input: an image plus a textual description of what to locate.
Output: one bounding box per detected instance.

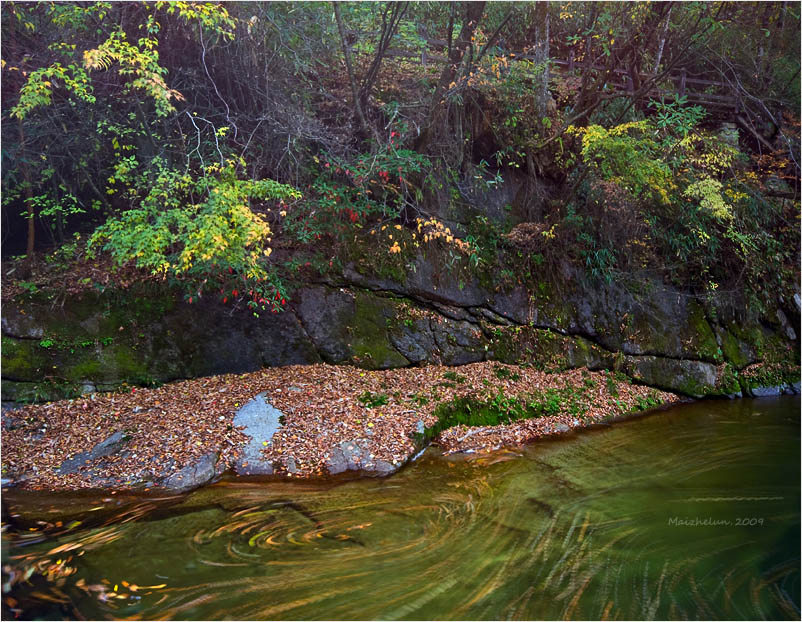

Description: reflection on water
[3,396,799,620]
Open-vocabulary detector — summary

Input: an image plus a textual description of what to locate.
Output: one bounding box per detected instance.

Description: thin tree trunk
[532,1,550,120]
[19,119,35,275]
[359,2,409,112]
[333,2,369,138]
[653,5,672,76]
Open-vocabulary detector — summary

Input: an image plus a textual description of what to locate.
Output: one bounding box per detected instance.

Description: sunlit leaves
[89,158,300,307]
[683,178,732,221]
[11,63,95,119]
[83,30,183,117]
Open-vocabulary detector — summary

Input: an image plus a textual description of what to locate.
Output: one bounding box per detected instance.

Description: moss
[739,361,801,392]
[726,321,766,359]
[1,336,52,382]
[67,358,104,379]
[715,363,742,395]
[2,379,82,403]
[347,292,409,369]
[687,301,720,361]
[489,325,609,371]
[718,327,751,368]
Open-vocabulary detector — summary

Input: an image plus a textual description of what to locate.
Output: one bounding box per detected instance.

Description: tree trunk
[652,5,672,76]
[19,119,35,277]
[532,1,550,121]
[333,2,370,139]
[358,2,409,113]
[415,1,486,153]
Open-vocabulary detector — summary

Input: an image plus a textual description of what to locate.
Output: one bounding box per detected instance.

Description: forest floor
[1,361,682,492]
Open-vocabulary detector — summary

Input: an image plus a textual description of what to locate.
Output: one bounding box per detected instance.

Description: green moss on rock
[349,292,410,369]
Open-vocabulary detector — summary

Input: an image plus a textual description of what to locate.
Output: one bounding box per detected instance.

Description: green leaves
[89,158,300,307]
[83,29,183,117]
[12,63,95,119]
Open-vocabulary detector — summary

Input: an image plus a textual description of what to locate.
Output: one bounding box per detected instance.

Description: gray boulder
[326,440,397,476]
[750,385,784,398]
[161,452,222,492]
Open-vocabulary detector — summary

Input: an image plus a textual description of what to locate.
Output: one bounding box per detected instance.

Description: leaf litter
[1,362,680,490]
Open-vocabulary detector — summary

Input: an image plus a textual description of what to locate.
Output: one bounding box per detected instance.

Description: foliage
[285,143,429,245]
[358,390,389,408]
[89,158,300,310]
[1,0,798,316]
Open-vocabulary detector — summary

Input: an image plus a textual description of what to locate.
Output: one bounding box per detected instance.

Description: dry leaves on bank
[2,362,681,490]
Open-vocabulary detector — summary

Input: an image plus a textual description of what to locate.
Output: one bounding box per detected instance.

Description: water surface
[3,396,799,620]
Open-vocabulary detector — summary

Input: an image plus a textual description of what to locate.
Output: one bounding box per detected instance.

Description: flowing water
[2,396,799,620]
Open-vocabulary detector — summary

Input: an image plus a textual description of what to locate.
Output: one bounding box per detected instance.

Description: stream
[2,396,799,620]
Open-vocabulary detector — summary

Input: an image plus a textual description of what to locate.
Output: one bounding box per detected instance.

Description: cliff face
[2,251,799,403]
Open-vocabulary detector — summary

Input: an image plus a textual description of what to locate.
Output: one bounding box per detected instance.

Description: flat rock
[59,431,129,474]
[233,392,282,475]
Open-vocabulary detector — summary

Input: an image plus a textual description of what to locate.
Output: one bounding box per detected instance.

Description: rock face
[2,258,798,400]
[233,392,283,475]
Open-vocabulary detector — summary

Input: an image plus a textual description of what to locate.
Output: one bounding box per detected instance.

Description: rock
[431,319,485,365]
[623,356,718,398]
[2,414,23,431]
[373,460,396,475]
[234,392,282,475]
[389,319,437,364]
[775,308,797,341]
[415,420,425,435]
[81,383,97,395]
[325,440,399,477]
[554,424,571,433]
[161,452,221,492]
[1,306,45,339]
[286,456,298,474]
[750,385,784,397]
[295,287,409,369]
[59,431,129,474]
[791,381,801,395]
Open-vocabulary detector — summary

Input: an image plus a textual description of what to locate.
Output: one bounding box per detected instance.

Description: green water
[3,396,799,620]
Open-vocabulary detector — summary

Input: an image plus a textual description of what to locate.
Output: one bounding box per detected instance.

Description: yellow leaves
[279,210,287,217]
[389,242,401,254]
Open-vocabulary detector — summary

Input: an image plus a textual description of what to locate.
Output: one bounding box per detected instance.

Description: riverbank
[2,362,684,492]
